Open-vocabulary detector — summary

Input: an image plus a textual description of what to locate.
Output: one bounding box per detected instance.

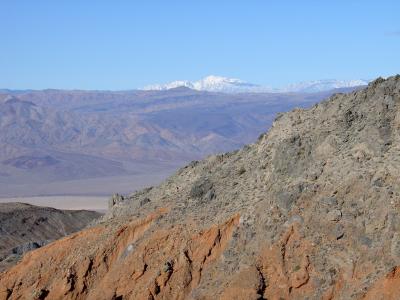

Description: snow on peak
[143,80,194,90]
[142,75,268,93]
[279,79,370,93]
[193,75,264,92]
[142,76,369,93]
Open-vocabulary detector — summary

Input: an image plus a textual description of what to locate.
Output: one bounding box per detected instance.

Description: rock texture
[0,203,101,272]
[1,76,400,299]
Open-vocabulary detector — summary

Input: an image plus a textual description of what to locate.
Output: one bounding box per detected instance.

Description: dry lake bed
[0,195,108,212]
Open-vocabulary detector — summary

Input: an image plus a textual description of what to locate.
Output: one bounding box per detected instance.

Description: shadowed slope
[0,203,101,272]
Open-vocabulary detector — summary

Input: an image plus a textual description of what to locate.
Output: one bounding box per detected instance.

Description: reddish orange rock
[0,211,240,300]
[363,267,400,300]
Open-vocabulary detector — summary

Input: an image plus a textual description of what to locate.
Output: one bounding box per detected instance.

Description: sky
[0,1,399,90]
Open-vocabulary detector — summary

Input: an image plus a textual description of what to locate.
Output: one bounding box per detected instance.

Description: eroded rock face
[0,210,240,299]
[2,76,400,299]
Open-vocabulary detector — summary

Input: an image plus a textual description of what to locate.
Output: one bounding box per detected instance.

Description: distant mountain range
[0,84,367,197]
[142,75,369,93]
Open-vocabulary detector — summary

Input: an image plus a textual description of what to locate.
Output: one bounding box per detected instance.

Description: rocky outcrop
[363,267,400,300]
[0,209,239,299]
[1,76,400,299]
[108,193,125,209]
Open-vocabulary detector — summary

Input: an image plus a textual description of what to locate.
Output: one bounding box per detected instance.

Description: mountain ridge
[142,75,369,93]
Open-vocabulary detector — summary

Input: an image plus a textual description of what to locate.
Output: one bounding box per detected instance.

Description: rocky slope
[0,203,101,272]
[1,76,400,299]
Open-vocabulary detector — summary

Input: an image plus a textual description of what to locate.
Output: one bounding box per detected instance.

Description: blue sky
[0,1,399,90]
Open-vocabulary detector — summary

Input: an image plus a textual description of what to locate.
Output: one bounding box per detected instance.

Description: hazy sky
[1,1,399,90]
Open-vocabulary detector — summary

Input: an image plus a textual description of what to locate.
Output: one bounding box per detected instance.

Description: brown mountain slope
[0,203,101,273]
[1,76,400,299]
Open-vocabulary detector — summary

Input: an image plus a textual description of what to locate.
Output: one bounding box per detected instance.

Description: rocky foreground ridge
[1,76,400,299]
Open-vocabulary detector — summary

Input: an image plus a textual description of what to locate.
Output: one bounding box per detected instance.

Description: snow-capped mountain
[143,75,270,93]
[191,76,267,93]
[279,79,370,93]
[144,80,194,91]
[142,76,369,94]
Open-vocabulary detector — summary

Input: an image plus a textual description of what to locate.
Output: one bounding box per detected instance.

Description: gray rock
[327,209,342,222]
[320,197,338,207]
[360,236,373,247]
[391,233,400,259]
[334,224,345,240]
[108,193,124,209]
[189,178,213,199]
[276,189,299,211]
[11,241,49,256]
[139,197,151,206]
